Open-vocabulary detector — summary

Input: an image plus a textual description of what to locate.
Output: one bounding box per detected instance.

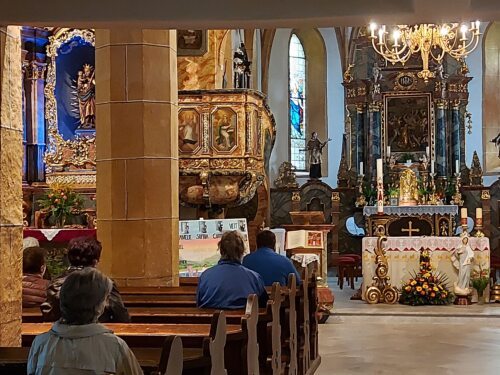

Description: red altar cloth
[23,228,97,244]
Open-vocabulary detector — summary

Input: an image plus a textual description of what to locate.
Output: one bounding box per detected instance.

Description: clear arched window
[289,34,306,171]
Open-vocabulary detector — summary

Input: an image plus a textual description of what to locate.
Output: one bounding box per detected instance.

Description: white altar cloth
[362,236,490,300]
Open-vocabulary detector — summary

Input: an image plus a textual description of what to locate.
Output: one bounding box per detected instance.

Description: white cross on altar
[401,220,420,237]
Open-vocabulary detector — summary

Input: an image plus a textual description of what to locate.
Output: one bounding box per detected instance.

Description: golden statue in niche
[399,169,419,206]
[77,64,96,129]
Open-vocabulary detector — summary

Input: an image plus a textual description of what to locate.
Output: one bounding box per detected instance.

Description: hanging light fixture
[368,22,481,82]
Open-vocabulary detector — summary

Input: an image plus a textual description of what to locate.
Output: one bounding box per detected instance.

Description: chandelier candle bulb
[476,207,483,220]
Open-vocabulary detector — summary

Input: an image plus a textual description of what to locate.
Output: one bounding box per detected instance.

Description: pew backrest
[287,273,298,375]
[269,282,282,375]
[244,294,259,375]
[209,311,228,375]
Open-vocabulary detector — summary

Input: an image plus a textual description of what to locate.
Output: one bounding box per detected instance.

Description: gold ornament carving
[481,190,491,200]
[46,172,96,186]
[364,236,399,304]
[291,192,301,202]
[331,192,340,202]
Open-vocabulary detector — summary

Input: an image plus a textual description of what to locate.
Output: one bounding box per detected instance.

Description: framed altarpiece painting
[382,93,433,161]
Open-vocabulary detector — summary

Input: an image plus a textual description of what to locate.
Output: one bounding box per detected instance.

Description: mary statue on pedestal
[452,233,475,296]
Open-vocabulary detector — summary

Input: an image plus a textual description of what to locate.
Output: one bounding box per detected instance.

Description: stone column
[435,100,447,177]
[451,101,461,173]
[95,30,179,287]
[368,103,381,181]
[0,26,23,347]
[355,104,365,174]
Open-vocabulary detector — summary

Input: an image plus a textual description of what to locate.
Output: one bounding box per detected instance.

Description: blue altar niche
[55,36,95,140]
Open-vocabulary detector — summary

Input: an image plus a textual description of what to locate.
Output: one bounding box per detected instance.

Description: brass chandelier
[369,22,481,81]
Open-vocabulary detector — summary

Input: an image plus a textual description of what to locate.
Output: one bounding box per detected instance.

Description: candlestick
[387,146,391,158]
[461,207,468,219]
[474,207,485,237]
[455,159,460,174]
[359,161,364,176]
[376,158,384,215]
[431,160,435,174]
[476,207,482,219]
[426,146,429,157]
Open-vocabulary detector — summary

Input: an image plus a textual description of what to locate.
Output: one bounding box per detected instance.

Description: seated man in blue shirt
[197,230,268,309]
[243,230,302,286]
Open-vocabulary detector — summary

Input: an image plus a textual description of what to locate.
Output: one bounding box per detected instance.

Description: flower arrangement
[400,248,455,306]
[471,266,490,298]
[37,183,83,228]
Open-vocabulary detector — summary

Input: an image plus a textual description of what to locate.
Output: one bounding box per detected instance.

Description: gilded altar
[178,89,276,210]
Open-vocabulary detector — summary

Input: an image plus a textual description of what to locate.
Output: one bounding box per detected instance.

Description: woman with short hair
[28,268,143,374]
[22,247,49,307]
[41,236,130,323]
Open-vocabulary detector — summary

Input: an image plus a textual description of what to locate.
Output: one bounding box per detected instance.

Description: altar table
[362,236,490,300]
[23,228,96,243]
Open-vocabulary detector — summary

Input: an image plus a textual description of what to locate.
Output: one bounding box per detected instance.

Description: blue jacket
[197,259,268,309]
[243,247,302,287]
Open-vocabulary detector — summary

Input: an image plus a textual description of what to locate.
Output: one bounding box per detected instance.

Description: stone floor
[316,277,500,374]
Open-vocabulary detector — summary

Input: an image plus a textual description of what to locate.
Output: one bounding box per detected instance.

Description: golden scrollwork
[364,235,399,304]
[394,72,418,91]
[291,191,301,202]
[179,159,210,170]
[209,158,245,169]
[331,192,340,203]
[343,64,354,84]
[44,28,96,178]
[481,190,491,200]
[46,172,96,186]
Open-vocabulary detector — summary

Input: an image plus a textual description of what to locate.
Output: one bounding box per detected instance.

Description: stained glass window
[289,34,306,171]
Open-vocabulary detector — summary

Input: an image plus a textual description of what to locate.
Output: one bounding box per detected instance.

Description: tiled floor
[317,277,500,374]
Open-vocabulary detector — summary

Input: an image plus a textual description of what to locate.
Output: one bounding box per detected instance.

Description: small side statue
[233,43,251,89]
[451,232,475,296]
[491,132,500,158]
[77,64,96,129]
[306,132,331,179]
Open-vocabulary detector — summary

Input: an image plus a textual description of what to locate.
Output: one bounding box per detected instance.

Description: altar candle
[376,159,383,180]
[426,146,429,157]
[431,160,435,174]
[461,207,468,219]
[359,161,364,176]
[476,207,483,219]
[455,159,460,174]
[387,146,391,157]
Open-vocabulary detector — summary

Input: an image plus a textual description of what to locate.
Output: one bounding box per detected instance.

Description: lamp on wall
[368,22,481,82]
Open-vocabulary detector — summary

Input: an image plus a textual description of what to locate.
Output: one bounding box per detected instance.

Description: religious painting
[177,30,207,56]
[178,109,200,153]
[211,108,237,152]
[384,94,431,160]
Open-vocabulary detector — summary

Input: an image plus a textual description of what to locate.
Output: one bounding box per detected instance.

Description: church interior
[2,0,500,374]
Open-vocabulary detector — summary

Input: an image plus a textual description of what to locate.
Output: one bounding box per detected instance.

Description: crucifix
[401,221,420,237]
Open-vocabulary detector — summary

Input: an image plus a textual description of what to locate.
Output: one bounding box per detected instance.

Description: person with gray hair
[28,268,143,374]
[197,230,268,309]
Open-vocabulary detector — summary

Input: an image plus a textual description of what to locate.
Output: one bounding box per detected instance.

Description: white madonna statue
[451,233,475,296]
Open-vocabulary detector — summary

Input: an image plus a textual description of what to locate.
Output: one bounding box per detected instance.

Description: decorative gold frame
[44,28,96,182]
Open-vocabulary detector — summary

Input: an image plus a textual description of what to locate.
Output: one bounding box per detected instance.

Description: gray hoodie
[27,321,143,375]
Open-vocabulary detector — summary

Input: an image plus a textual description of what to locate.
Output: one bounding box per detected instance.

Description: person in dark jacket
[41,237,130,323]
[197,230,268,309]
[23,247,50,308]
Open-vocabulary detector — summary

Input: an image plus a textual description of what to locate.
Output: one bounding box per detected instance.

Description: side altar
[362,236,490,301]
[363,205,458,237]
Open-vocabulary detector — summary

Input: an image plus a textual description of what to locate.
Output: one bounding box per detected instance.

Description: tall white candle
[461,207,468,219]
[456,159,460,173]
[426,146,430,157]
[431,160,435,174]
[376,159,383,180]
[387,146,391,157]
[359,161,364,176]
[476,207,483,219]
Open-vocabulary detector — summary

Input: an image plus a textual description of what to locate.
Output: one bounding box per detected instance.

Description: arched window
[289,34,306,171]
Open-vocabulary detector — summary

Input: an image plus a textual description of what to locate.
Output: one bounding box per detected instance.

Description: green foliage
[471,266,490,294]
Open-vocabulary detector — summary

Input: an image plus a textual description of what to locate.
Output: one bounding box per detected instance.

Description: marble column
[0,26,23,347]
[24,61,46,183]
[355,104,365,174]
[435,100,447,177]
[95,30,179,287]
[451,101,461,173]
[368,103,381,181]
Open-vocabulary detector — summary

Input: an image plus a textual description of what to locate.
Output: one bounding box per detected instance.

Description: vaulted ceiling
[2,0,500,28]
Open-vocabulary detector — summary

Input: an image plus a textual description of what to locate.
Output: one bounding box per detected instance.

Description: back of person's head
[256,230,276,250]
[23,247,46,274]
[67,237,102,267]
[23,237,40,250]
[60,267,112,325]
[219,231,245,261]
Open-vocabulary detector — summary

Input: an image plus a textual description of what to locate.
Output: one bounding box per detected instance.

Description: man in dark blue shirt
[197,231,268,309]
[243,230,302,286]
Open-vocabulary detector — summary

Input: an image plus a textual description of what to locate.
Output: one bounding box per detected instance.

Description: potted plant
[38,184,83,228]
[471,266,490,304]
[387,186,399,206]
[363,184,377,206]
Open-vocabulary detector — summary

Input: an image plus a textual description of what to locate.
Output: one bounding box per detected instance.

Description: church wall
[268,28,343,188]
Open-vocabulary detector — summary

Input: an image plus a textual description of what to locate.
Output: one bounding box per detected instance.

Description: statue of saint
[306,132,331,179]
[399,169,419,206]
[452,233,475,296]
[491,132,500,158]
[77,64,96,129]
